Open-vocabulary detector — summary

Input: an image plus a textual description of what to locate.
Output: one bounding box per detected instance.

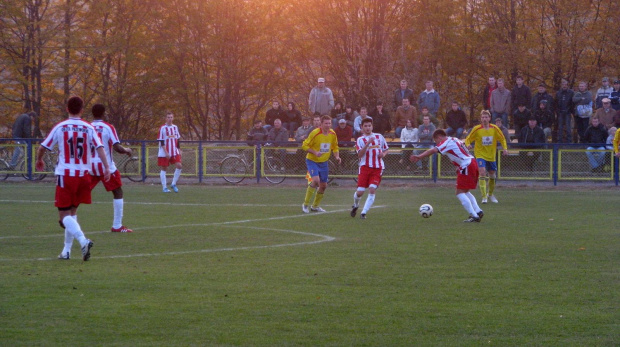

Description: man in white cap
[308,77,334,116]
[595,97,615,128]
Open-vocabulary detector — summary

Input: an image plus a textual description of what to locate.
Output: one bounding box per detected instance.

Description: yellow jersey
[464,124,508,162]
[613,127,620,154]
[302,128,339,163]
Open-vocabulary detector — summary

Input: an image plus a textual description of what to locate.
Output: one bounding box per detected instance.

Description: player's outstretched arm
[410,147,438,163]
[113,143,132,157]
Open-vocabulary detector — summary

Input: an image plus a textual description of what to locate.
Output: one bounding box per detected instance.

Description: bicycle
[220,148,286,184]
[115,152,144,182]
[327,153,359,183]
[0,145,55,181]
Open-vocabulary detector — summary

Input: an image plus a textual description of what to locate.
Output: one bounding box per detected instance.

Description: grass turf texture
[0,183,618,346]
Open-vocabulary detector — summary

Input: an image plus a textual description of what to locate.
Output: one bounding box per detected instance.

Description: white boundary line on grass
[0,205,384,261]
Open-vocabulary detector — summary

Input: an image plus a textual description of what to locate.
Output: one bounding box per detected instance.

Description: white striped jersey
[41,117,103,177]
[436,136,474,169]
[91,120,120,175]
[355,133,389,169]
[157,124,181,157]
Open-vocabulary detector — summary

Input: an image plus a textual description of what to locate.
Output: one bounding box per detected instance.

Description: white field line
[0,206,385,261]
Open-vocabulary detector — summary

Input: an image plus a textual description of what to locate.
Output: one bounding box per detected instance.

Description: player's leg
[311,162,329,211]
[456,164,480,222]
[477,159,488,203]
[487,160,498,203]
[360,169,382,217]
[303,160,319,213]
[158,157,170,192]
[171,158,182,192]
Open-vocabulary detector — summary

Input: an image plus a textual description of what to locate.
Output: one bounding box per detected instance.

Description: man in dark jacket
[482,76,497,110]
[533,99,554,141]
[264,101,286,131]
[393,80,414,111]
[582,115,609,172]
[10,111,36,168]
[512,104,532,138]
[518,116,546,170]
[555,79,575,143]
[511,76,532,113]
[531,83,554,115]
[369,102,391,136]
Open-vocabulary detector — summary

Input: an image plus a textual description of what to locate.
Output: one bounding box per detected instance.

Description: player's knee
[488,172,496,179]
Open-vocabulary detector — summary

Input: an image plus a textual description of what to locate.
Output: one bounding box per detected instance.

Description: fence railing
[1,139,618,185]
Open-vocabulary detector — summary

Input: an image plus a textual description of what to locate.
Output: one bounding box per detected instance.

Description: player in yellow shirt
[464,110,508,204]
[301,115,341,213]
[613,127,620,158]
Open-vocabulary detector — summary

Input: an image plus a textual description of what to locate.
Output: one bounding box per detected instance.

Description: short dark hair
[432,129,447,139]
[67,96,84,115]
[320,115,332,123]
[27,111,37,118]
[92,104,105,119]
[361,117,373,126]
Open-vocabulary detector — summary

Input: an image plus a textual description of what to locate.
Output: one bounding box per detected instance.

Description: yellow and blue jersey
[464,124,507,162]
[302,128,339,163]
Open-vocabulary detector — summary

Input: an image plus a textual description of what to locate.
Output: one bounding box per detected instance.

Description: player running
[158,112,182,193]
[464,110,508,204]
[350,118,389,219]
[90,104,134,233]
[301,115,340,213]
[36,96,110,260]
[410,129,484,222]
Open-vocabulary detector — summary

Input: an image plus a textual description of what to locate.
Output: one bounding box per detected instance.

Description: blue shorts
[476,158,497,172]
[306,159,329,183]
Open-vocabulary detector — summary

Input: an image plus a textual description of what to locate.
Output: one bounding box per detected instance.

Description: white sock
[172,168,182,185]
[113,199,123,229]
[457,193,478,217]
[467,192,481,213]
[62,215,78,254]
[361,194,375,214]
[63,215,88,247]
[353,192,362,208]
[160,170,167,187]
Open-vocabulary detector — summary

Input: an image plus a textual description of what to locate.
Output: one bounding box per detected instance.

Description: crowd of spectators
[251,76,620,156]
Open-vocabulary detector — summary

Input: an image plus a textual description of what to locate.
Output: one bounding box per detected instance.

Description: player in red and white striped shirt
[410,129,484,222]
[90,104,133,233]
[350,118,389,219]
[36,96,110,261]
[157,112,182,193]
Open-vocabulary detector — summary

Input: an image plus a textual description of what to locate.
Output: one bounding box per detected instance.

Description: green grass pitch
[0,182,618,346]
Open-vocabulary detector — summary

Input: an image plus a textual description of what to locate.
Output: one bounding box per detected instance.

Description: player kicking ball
[350,118,389,219]
[410,129,484,222]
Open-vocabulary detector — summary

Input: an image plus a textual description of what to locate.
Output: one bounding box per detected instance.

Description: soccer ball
[419,204,433,218]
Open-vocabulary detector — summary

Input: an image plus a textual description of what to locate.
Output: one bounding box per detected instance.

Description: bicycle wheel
[123,157,145,182]
[263,156,286,184]
[0,160,9,181]
[347,158,359,182]
[21,160,46,180]
[220,156,247,183]
[326,159,337,183]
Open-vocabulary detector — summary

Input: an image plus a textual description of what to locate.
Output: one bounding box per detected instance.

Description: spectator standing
[89,104,134,233]
[334,118,353,145]
[35,96,107,261]
[285,102,302,138]
[350,118,389,219]
[393,80,414,110]
[394,98,417,138]
[157,112,182,193]
[511,75,532,113]
[445,102,468,139]
[9,111,35,168]
[482,76,498,110]
[265,101,285,131]
[294,117,313,142]
[518,116,546,170]
[490,78,511,126]
[533,100,554,140]
[531,83,554,115]
[308,77,334,116]
[582,116,608,172]
[594,98,615,128]
[370,102,391,136]
[555,79,575,143]
[464,110,508,204]
[573,81,593,142]
[417,80,440,116]
[512,104,532,138]
[594,77,614,109]
[610,80,620,111]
